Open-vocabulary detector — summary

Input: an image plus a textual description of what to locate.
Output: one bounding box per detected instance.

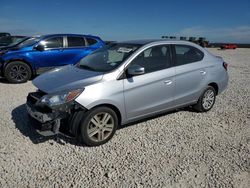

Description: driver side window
[40,37,63,49]
[129,45,171,74]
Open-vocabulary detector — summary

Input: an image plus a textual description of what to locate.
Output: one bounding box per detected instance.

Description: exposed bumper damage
[26,90,84,137]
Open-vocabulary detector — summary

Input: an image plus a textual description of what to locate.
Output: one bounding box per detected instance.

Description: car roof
[121,39,163,45]
[120,39,196,45]
[9,35,27,38]
[0,35,27,38]
[40,34,100,39]
[118,39,208,55]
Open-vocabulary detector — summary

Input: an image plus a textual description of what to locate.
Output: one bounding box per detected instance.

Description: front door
[123,44,175,120]
[32,36,66,73]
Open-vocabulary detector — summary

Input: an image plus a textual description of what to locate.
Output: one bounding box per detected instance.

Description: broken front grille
[26,90,52,113]
[27,90,46,105]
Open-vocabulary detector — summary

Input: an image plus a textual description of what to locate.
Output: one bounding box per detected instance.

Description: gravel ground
[0,48,249,188]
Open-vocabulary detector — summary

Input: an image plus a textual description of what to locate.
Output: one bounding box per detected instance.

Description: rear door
[173,44,207,106]
[123,44,175,120]
[63,36,91,64]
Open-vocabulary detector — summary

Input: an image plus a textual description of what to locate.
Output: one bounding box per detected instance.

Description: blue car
[0,34,105,83]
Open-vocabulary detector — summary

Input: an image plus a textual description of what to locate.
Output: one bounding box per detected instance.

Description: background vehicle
[0,32,11,38]
[162,36,210,47]
[220,44,237,49]
[188,37,209,47]
[197,37,209,47]
[26,40,228,146]
[0,34,105,83]
[0,36,28,49]
[104,41,116,45]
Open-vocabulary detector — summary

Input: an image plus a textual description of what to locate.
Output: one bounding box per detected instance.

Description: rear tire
[4,61,32,83]
[194,86,216,112]
[78,107,118,146]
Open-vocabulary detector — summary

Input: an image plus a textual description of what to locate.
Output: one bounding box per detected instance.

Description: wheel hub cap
[202,89,215,110]
[10,65,28,81]
[87,112,114,142]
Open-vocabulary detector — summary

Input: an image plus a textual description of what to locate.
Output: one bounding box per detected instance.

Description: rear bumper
[218,72,229,94]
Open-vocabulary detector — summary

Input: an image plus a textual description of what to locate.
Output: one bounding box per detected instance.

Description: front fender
[78,99,126,125]
[75,80,126,124]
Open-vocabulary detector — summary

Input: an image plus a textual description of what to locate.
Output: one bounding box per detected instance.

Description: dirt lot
[0,48,249,187]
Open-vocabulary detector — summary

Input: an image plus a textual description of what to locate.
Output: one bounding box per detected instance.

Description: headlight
[38,89,84,107]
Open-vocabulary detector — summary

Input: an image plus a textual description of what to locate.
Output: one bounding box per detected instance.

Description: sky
[0,0,250,43]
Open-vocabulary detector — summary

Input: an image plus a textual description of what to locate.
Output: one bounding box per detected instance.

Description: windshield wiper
[78,64,96,71]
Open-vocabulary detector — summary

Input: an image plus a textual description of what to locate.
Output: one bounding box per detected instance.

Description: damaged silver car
[26,40,228,146]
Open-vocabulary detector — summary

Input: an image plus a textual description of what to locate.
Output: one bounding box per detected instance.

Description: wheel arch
[4,59,35,76]
[89,103,122,126]
[70,102,123,137]
[208,82,219,95]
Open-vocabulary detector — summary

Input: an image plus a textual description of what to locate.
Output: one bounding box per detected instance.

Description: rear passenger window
[68,37,85,47]
[86,38,97,45]
[174,45,204,66]
[42,37,63,49]
[129,45,171,74]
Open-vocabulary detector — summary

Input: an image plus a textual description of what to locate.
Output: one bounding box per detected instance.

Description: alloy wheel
[9,64,28,82]
[202,89,215,110]
[87,112,115,142]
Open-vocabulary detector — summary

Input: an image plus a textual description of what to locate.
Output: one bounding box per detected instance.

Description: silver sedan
[27,39,229,146]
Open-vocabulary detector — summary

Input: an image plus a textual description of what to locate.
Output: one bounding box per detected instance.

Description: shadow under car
[12,103,194,145]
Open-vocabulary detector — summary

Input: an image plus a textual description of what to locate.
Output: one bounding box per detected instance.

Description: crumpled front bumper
[26,103,56,124]
[26,90,86,137]
[26,91,68,136]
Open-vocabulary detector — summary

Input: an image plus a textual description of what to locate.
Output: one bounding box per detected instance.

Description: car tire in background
[4,61,32,83]
[79,106,118,147]
[194,86,216,112]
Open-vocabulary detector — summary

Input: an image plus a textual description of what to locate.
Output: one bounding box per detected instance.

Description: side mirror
[127,64,145,76]
[34,44,44,51]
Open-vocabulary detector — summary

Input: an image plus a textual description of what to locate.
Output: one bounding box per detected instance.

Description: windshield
[77,43,141,72]
[0,36,25,46]
[17,37,41,48]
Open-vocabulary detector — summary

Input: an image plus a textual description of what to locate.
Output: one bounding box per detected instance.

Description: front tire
[79,107,118,146]
[4,61,32,83]
[194,86,216,112]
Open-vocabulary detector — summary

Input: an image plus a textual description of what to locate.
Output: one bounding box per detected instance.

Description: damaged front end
[26,89,85,137]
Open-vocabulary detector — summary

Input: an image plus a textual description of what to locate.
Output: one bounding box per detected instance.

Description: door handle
[164,80,172,85]
[200,70,206,75]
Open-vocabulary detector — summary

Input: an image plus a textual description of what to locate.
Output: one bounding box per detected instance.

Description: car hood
[33,65,104,94]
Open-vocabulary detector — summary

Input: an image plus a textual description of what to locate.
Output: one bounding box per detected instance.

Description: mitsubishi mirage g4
[26,40,229,146]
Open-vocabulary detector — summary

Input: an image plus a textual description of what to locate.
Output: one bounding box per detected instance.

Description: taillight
[223,62,228,71]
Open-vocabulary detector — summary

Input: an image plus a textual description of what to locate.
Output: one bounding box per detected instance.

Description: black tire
[78,107,118,146]
[193,86,216,112]
[4,61,32,83]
